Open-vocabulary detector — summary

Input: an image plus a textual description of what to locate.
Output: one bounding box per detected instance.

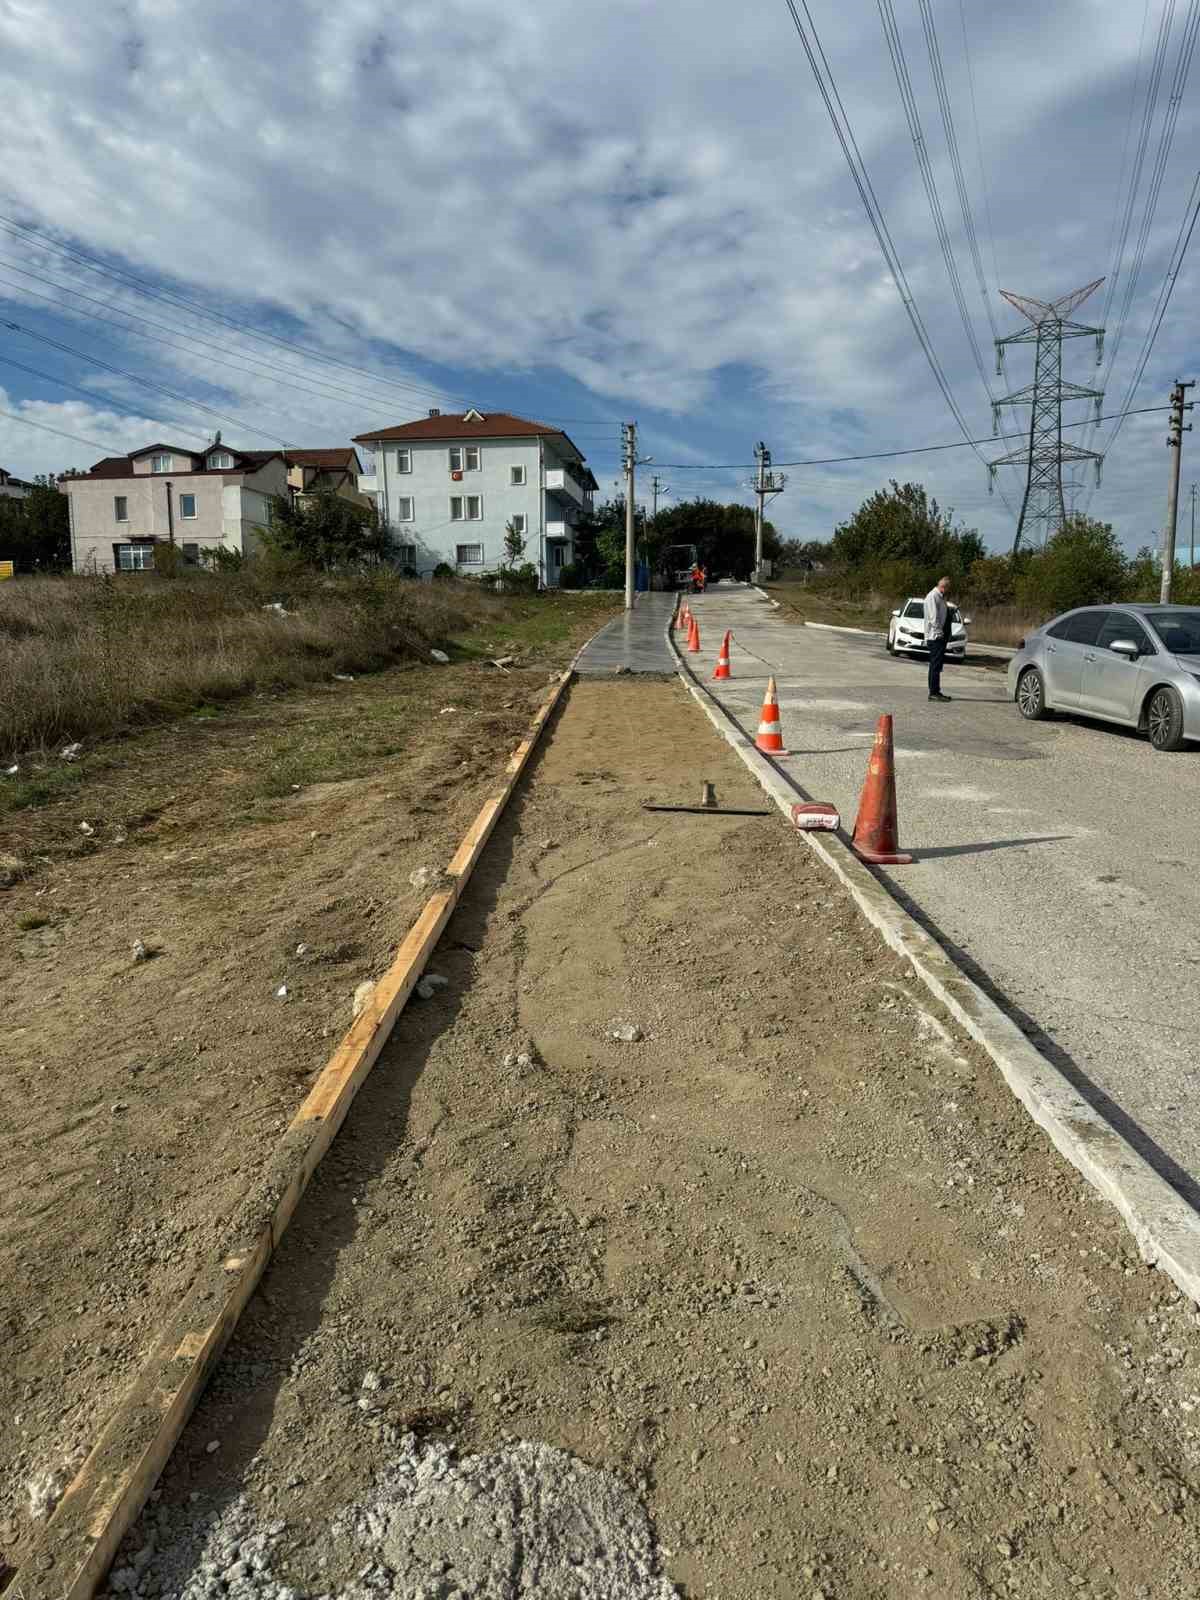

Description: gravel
[109,1436,679,1600]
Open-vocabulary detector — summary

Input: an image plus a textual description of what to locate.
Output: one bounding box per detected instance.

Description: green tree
[830,481,982,584]
[502,517,527,569]
[0,475,72,572]
[1015,515,1128,616]
[257,491,387,570]
[648,498,780,582]
[965,553,1016,608]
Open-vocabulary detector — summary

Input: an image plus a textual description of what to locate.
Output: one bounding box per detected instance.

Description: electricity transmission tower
[987,279,1106,555]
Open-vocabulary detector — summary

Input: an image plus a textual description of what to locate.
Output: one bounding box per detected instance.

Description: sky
[0,0,1197,554]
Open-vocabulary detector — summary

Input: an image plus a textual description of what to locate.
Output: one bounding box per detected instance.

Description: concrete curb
[750,584,781,609]
[663,608,1200,1305]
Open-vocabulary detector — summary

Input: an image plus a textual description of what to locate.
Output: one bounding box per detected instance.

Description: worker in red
[690,563,706,594]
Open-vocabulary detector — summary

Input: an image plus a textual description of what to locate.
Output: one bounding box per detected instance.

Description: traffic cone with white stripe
[679,599,691,633]
[851,714,913,865]
[754,676,787,754]
[712,630,732,680]
[687,614,701,653]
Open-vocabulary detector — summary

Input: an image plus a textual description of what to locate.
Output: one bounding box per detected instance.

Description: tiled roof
[352,411,571,445]
[285,448,361,470]
[77,450,283,481]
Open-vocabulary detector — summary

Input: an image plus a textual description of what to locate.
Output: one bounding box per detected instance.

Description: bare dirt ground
[70,679,1200,1600]
[0,623,609,1579]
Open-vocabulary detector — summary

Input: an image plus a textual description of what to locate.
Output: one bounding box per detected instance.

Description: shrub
[558,562,583,590]
[1014,516,1127,615]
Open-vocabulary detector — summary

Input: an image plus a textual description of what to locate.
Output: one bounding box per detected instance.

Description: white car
[887,597,969,659]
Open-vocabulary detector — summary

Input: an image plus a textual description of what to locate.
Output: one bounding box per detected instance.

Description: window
[456,543,484,565]
[150,454,171,473]
[395,496,414,522]
[510,513,527,535]
[1061,610,1107,646]
[465,446,480,471]
[395,448,412,474]
[509,464,526,486]
[449,446,481,472]
[449,447,462,473]
[114,495,128,522]
[179,493,197,519]
[450,496,463,521]
[208,451,234,470]
[466,494,481,519]
[396,543,417,567]
[552,545,564,569]
[1148,609,1200,654]
[182,543,200,567]
[115,542,155,571]
[1096,613,1152,655]
[450,496,482,521]
[902,600,923,618]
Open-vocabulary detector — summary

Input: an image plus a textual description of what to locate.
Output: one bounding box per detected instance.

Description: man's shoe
[928,692,952,702]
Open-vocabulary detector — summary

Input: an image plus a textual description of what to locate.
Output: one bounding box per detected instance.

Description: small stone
[361,1371,383,1392]
[60,742,83,761]
[111,1102,129,1114]
[430,649,450,663]
[275,984,289,999]
[295,943,308,956]
[132,940,150,963]
[608,1023,643,1043]
[996,1539,1014,1559]
[416,974,449,1000]
[205,1440,220,1455]
[79,820,95,836]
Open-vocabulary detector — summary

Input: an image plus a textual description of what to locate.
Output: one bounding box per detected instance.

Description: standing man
[924,575,952,702]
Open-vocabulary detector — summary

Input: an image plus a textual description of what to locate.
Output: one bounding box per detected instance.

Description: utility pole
[1190,482,1197,570]
[752,442,786,581]
[650,474,670,519]
[1161,379,1195,603]
[621,423,651,610]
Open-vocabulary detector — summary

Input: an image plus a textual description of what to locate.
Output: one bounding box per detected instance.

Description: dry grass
[0,571,604,760]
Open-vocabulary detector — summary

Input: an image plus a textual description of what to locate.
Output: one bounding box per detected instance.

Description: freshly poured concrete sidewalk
[574,591,676,674]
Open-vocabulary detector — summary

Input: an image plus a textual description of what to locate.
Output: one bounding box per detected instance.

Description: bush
[558,562,584,590]
[1014,516,1127,615]
[432,562,455,581]
[966,553,1016,608]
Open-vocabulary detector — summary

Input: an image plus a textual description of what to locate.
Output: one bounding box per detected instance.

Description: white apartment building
[351,409,596,587]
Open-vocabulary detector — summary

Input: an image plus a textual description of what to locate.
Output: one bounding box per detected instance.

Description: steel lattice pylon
[988,279,1106,555]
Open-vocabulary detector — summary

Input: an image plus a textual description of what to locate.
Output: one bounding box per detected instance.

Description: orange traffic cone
[679,600,691,632]
[712,630,732,680]
[851,714,913,865]
[687,614,701,653]
[754,676,787,754]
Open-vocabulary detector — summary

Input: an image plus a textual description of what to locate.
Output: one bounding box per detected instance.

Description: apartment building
[0,466,34,500]
[351,409,596,586]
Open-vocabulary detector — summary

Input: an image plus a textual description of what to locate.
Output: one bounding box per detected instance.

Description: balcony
[357,473,378,495]
[545,521,576,541]
[544,467,590,508]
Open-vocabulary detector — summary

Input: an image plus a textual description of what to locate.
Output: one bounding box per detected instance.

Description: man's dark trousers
[927,633,947,697]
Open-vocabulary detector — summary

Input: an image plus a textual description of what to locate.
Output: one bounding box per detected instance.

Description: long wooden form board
[13,666,574,1600]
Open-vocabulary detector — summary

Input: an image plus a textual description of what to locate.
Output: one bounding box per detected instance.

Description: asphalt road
[687,586,1200,1201]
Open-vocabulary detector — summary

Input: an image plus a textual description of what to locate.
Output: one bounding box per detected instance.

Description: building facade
[286,447,372,509]
[351,410,596,586]
[0,466,33,500]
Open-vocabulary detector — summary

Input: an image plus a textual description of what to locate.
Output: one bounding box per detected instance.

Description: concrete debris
[430,648,450,663]
[261,603,291,617]
[79,821,95,836]
[439,706,458,715]
[332,674,355,682]
[60,742,83,761]
[120,1438,678,1600]
[609,1023,644,1043]
[275,984,289,1000]
[352,980,375,1019]
[295,943,308,957]
[132,939,150,963]
[415,973,450,1001]
[503,1051,534,1070]
[27,1466,66,1521]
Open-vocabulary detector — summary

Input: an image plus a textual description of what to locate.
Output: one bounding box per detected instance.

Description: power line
[876,0,995,403]
[0,404,126,455]
[917,0,998,351]
[1,318,292,445]
[779,0,1016,517]
[646,405,1171,471]
[956,0,1002,292]
[0,212,466,412]
[0,351,217,443]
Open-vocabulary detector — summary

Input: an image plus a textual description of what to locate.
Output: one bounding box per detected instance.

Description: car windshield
[903,601,923,618]
[1147,610,1200,655]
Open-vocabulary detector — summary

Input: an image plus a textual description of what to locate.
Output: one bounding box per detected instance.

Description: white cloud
[0,0,1194,549]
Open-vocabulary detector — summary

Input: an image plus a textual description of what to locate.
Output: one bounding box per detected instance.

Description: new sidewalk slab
[679,584,1200,1221]
[573,591,676,675]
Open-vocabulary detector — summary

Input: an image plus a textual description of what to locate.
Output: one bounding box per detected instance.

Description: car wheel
[886,632,896,655]
[1146,685,1186,751]
[1016,667,1050,720]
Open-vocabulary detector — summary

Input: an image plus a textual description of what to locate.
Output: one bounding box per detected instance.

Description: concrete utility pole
[752,442,787,581]
[622,422,653,610]
[1161,379,1195,603]
[1190,482,1197,570]
[650,474,670,519]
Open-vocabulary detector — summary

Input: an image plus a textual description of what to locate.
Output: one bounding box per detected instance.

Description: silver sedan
[1007,603,1200,751]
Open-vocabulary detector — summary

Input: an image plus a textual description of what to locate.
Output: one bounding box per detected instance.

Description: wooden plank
[12,667,574,1600]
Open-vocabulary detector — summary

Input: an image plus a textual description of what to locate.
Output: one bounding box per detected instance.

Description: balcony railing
[357,474,379,495]
[544,467,590,507]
